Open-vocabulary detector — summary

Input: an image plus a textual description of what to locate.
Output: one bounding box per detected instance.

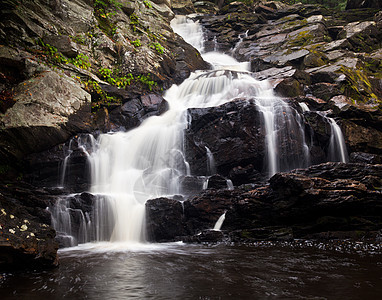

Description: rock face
[194,1,382,159]
[0,0,208,175]
[146,162,382,242]
[0,182,59,270]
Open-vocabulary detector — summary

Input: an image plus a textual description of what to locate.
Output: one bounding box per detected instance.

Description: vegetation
[150,42,165,54]
[143,0,152,9]
[38,40,91,70]
[93,0,122,37]
[131,39,142,47]
[279,0,347,10]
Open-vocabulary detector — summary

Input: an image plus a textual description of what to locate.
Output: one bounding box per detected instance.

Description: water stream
[52,16,345,246]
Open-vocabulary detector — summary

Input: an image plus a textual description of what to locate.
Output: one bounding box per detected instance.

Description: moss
[283,19,308,30]
[288,30,315,48]
[339,66,380,105]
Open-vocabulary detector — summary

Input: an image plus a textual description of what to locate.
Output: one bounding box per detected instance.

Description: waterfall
[303,104,348,163]
[52,15,314,246]
[205,146,217,175]
[213,212,226,231]
[328,118,348,163]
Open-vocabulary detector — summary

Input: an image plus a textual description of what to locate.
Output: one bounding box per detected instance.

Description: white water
[205,146,217,175]
[52,15,312,246]
[328,118,348,163]
[301,103,348,163]
[213,212,226,231]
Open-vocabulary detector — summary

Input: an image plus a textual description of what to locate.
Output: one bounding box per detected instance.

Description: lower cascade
[51,15,349,247]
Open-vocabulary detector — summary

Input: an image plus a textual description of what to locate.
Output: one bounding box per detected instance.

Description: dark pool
[1,242,382,299]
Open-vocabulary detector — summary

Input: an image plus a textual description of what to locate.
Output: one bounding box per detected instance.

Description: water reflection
[1,243,382,299]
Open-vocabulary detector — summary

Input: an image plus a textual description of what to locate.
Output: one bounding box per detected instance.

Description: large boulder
[0,68,91,166]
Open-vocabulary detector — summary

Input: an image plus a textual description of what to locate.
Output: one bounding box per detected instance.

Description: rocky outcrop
[0,0,208,175]
[0,182,59,270]
[146,162,382,242]
[194,1,382,159]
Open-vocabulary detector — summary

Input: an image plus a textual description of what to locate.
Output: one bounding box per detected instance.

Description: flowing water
[51,15,347,246]
[3,15,376,300]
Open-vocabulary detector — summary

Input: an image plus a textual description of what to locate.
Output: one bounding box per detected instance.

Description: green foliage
[131,39,142,47]
[84,80,120,112]
[39,40,91,70]
[94,0,121,37]
[98,68,134,88]
[150,42,164,54]
[279,0,347,10]
[39,40,68,64]
[143,0,152,8]
[137,74,157,91]
[69,53,91,70]
[70,34,88,45]
[129,13,140,31]
[98,68,157,91]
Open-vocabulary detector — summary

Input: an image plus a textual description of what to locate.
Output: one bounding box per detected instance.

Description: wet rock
[109,93,169,130]
[0,182,59,270]
[185,99,266,178]
[171,0,195,14]
[309,82,342,101]
[146,197,185,242]
[205,174,230,189]
[43,35,79,58]
[350,152,382,164]
[346,0,382,9]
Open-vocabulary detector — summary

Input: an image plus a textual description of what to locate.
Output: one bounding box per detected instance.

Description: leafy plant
[137,74,157,91]
[143,0,152,8]
[131,39,142,47]
[150,42,164,54]
[93,0,121,37]
[69,53,91,70]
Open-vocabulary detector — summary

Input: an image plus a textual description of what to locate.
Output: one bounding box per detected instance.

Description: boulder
[146,197,185,242]
[0,70,91,165]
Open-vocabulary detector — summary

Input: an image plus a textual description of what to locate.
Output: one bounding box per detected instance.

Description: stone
[146,197,185,242]
[42,35,79,58]
[0,182,59,270]
[0,70,91,165]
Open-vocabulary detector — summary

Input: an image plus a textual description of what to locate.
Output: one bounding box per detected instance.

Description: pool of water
[1,242,382,299]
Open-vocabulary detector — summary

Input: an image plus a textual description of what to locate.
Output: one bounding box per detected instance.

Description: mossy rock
[339,66,381,105]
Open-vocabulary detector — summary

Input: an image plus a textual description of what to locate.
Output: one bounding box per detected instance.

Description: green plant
[137,74,157,91]
[84,79,121,112]
[94,0,121,37]
[131,39,141,47]
[129,13,140,31]
[143,0,152,8]
[150,42,164,54]
[39,40,68,64]
[69,53,91,70]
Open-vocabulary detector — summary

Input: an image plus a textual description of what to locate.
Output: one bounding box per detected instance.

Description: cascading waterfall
[300,102,348,163]
[51,15,330,246]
